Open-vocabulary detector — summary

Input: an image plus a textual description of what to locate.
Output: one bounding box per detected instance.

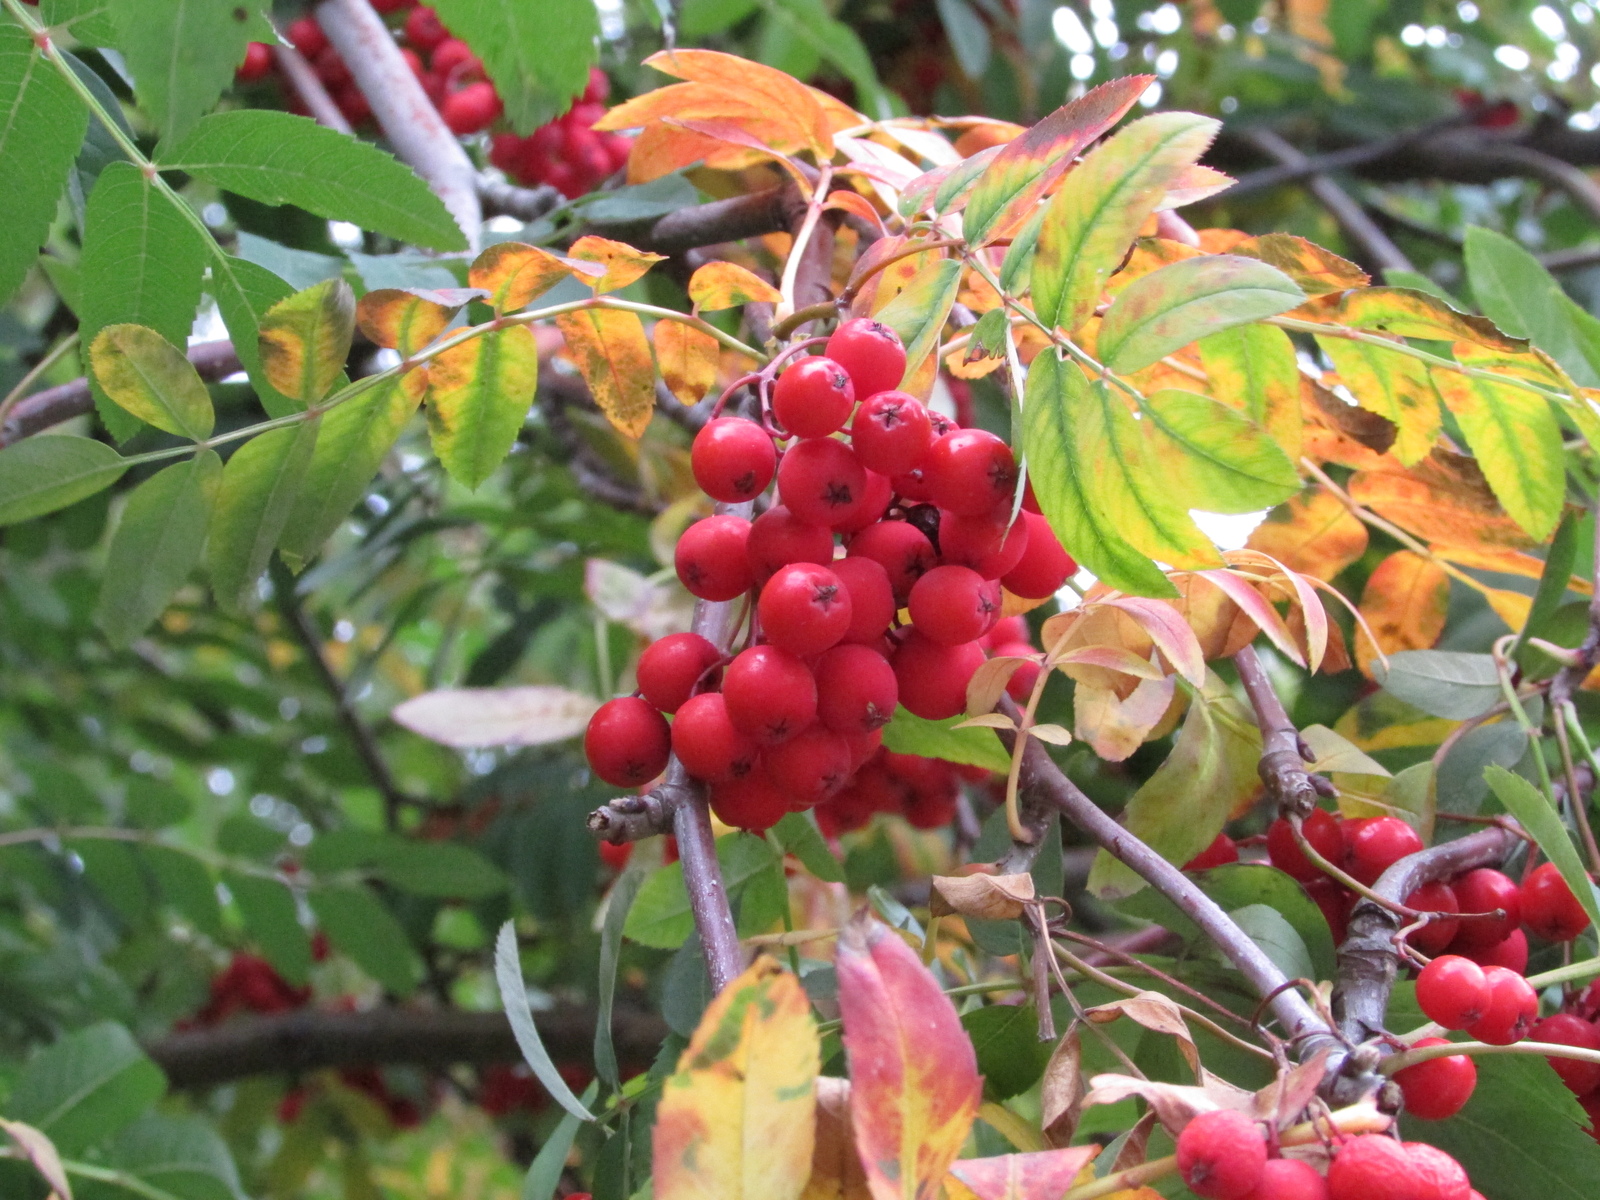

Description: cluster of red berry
[584,319,1075,835]
[488,69,631,197]
[182,951,310,1028]
[1177,1108,1482,1200]
[478,1061,595,1117]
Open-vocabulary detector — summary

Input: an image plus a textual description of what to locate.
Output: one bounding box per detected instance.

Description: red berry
[908,564,1000,646]
[832,556,896,645]
[1531,1013,1600,1095]
[1245,1157,1329,1200]
[1267,810,1343,882]
[773,357,855,438]
[598,840,632,871]
[636,632,720,714]
[1465,964,1538,1045]
[746,505,835,587]
[984,615,1029,647]
[1175,1109,1266,1200]
[851,390,934,475]
[1326,1137,1413,1200]
[844,728,883,771]
[584,697,670,787]
[236,42,273,83]
[405,6,449,51]
[759,564,853,657]
[923,428,1017,516]
[709,768,788,831]
[1399,1143,1471,1200]
[671,693,758,784]
[603,133,632,172]
[1450,868,1521,950]
[1185,833,1239,871]
[939,509,1029,579]
[848,519,935,605]
[675,514,753,602]
[431,37,478,78]
[1345,816,1423,886]
[1404,882,1461,957]
[1416,955,1490,1031]
[1394,1037,1477,1119]
[442,81,502,133]
[334,83,371,126]
[568,101,606,129]
[765,724,852,806]
[693,418,777,503]
[777,437,868,529]
[831,469,893,535]
[892,630,986,720]
[489,132,526,173]
[287,15,328,57]
[1463,927,1528,974]
[1001,511,1076,599]
[989,641,1041,701]
[1306,878,1354,944]
[584,66,610,103]
[723,645,817,745]
[370,0,412,12]
[314,46,352,88]
[815,644,898,734]
[1522,861,1591,942]
[825,318,906,399]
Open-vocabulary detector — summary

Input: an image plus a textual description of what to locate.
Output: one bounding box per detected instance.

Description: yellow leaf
[1198,322,1303,460]
[1245,489,1368,582]
[567,235,667,294]
[689,261,783,311]
[1317,334,1439,466]
[1072,676,1179,762]
[654,958,820,1200]
[654,320,719,405]
[1354,551,1450,679]
[258,279,356,405]
[354,289,454,356]
[1348,449,1534,550]
[557,309,656,437]
[1230,233,1368,296]
[468,242,600,313]
[426,325,540,489]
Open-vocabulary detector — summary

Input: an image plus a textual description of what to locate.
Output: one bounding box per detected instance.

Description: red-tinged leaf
[636,48,836,157]
[654,321,719,405]
[655,958,819,1200]
[688,261,782,312]
[835,135,927,209]
[393,685,601,748]
[873,258,962,384]
[963,75,1153,248]
[825,189,886,236]
[1317,333,1440,464]
[426,324,541,489]
[663,117,816,190]
[355,289,457,356]
[846,235,910,302]
[1194,569,1305,668]
[469,241,601,313]
[1050,645,1167,680]
[1231,233,1369,296]
[803,1077,873,1200]
[0,1118,73,1200]
[1099,596,1207,686]
[566,236,666,294]
[1338,287,1524,352]
[1245,490,1369,581]
[897,150,993,218]
[945,1148,1099,1200]
[258,279,356,405]
[596,82,797,154]
[1355,550,1450,680]
[621,105,772,180]
[1224,549,1331,672]
[1155,163,1234,210]
[836,913,980,1200]
[556,309,656,438]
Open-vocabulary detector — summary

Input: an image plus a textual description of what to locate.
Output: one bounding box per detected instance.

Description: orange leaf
[623,115,768,181]
[825,189,887,236]
[689,261,783,312]
[836,914,980,1200]
[663,117,815,189]
[1231,233,1368,296]
[567,236,666,294]
[1348,449,1535,550]
[944,1148,1100,1200]
[1355,550,1449,679]
[653,321,719,405]
[1317,333,1440,465]
[355,288,466,356]
[469,242,601,313]
[1245,490,1368,582]
[639,48,836,157]
[1337,287,1524,352]
[556,309,656,437]
[802,1078,873,1200]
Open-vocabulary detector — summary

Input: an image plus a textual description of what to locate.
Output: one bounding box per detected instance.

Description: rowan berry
[1531,1013,1600,1095]
[598,840,632,871]
[1247,1157,1330,1200]
[1522,861,1591,942]
[765,724,852,806]
[984,615,1029,647]
[671,692,758,784]
[1465,964,1537,1045]
[1326,1136,1412,1200]
[1394,1037,1477,1119]
[1463,926,1528,974]
[709,769,788,831]
[844,728,883,771]
[773,357,855,438]
[814,644,898,734]
[722,645,817,745]
[236,42,273,83]
[1307,878,1354,944]
[908,565,1000,646]
[676,514,753,602]
[1346,816,1424,885]
[891,465,934,503]
[832,469,893,535]
[369,0,411,11]
[431,37,478,79]
[1001,511,1076,598]
[746,504,834,585]
[851,390,934,475]
[1416,955,1491,1030]
[442,81,502,134]
[636,632,721,713]
[334,83,371,126]
[1404,881,1461,957]
[405,6,449,52]
[1400,1143,1471,1200]
[829,556,895,645]
[583,66,610,103]
[892,630,986,720]
[759,563,852,657]
[923,428,1016,517]
[287,15,328,57]
[905,777,960,829]
[584,697,670,787]
[1266,810,1343,882]
[1185,833,1239,871]
[1175,1109,1266,1200]
[777,437,868,529]
[939,509,1029,579]
[692,418,777,503]
[848,519,935,605]
[989,641,1040,701]
[314,46,352,88]
[825,318,906,399]
[1449,868,1521,950]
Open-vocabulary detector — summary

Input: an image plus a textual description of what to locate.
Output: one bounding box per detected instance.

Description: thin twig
[0,331,78,431]
[1233,645,1323,818]
[270,41,353,134]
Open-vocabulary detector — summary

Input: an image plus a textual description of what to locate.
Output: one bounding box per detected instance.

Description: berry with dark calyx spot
[1416,955,1491,1031]
[851,390,934,475]
[989,640,1040,701]
[1531,1013,1600,1096]
[1267,810,1343,882]
[1400,1143,1471,1200]
[778,437,868,528]
[584,697,670,787]
[892,631,986,720]
[1465,964,1538,1045]
[939,509,1029,579]
[236,42,273,82]
[1175,1109,1266,1200]
[1522,861,1592,942]
[1449,868,1522,950]
[1394,1038,1477,1119]
[1243,1157,1329,1200]
[903,502,943,551]
[765,724,852,806]
[1185,833,1239,871]
[692,418,777,504]
[675,514,753,602]
[825,318,906,400]
[746,505,833,585]
[832,469,893,535]
[908,565,1000,646]
[1345,816,1424,885]
[759,563,853,657]
[815,644,899,734]
[710,768,789,832]
[636,632,721,713]
[1404,881,1461,956]
[923,428,1017,516]
[1001,511,1076,598]
[831,556,896,645]
[848,519,936,605]
[671,693,757,784]
[773,356,855,438]
[723,645,817,745]
[287,15,328,57]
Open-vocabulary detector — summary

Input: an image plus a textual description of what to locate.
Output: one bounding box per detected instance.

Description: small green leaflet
[209,251,297,418]
[4,1022,166,1158]
[207,420,320,612]
[99,1112,247,1200]
[772,811,846,883]
[1464,226,1600,387]
[624,834,779,949]
[494,922,596,1122]
[89,324,215,440]
[308,883,423,996]
[0,436,127,526]
[874,258,961,384]
[880,706,1012,774]
[1138,389,1300,514]
[112,0,266,144]
[224,871,311,985]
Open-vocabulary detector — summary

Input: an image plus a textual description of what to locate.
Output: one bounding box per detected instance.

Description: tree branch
[270,42,352,134]
[478,175,565,224]
[1233,645,1327,818]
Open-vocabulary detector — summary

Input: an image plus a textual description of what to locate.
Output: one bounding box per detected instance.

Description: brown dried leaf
[967,656,1029,716]
[1253,1050,1330,1131]
[1084,992,1199,1075]
[802,1077,873,1200]
[929,873,1035,921]
[1041,1027,1085,1148]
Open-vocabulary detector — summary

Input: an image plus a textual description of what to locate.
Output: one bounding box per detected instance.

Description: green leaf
[206,420,320,612]
[1196,322,1303,459]
[73,838,155,925]
[430,0,598,134]
[1374,650,1502,720]
[368,840,508,899]
[873,257,961,384]
[89,325,215,440]
[998,205,1046,294]
[1516,509,1581,661]
[78,162,209,442]
[961,1004,1051,1100]
[522,1099,590,1200]
[112,0,256,145]
[143,846,223,939]
[1382,267,1461,306]
[4,1022,165,1157]
[772,811,846,883]
[934,0,990,79]
[1097,255,1304,374]
[159,111,468,251]
[0,20,89,306]
[426,324,541,490]
[1227,904,1314,982]
[209,251,297,418]
[1485,766,1600,935]
[594,859,646,1090]
[257,279,356,406]
[623,833,779,949]
[224,871,311,986]
[1464,226,1600,387]
[307,883,423,997]
[760,0,889,117]
[1201,864,1335,981]
[0,436,127,526]
[99,1112,244,1200]
[493,922,596,1122]
[278,371,424,572]
[237,230,346,292]
[1138,389,1300,514]
[1032,111,1218,335]
[40,0,119,45]
[1022,352,1175,597]
[95,450,221,648]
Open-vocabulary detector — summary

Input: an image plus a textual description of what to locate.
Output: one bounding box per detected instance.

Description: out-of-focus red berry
[236,42,274,83]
